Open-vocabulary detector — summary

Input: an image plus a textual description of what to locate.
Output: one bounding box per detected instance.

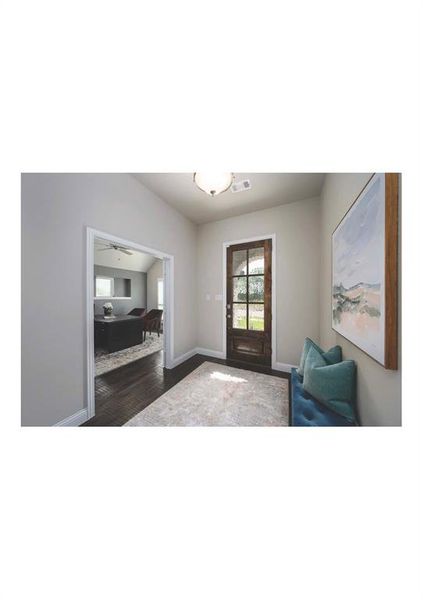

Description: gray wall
[196,197,321,366]
[147,259,163,311]
[21,174,198,426]
[319,174,401,426]
[94,265,147,315]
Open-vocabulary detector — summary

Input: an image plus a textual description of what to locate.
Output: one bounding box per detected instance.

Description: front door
[226,239,272,366]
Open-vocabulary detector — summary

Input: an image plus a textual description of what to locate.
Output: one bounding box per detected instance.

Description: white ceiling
[94,238,158,272]
[133,173,325,224]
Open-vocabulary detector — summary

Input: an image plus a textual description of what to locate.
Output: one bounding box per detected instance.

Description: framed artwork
[332,173,399,369]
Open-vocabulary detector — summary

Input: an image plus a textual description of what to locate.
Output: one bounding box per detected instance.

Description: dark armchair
[143,309,163,339]
[128,308,147,317]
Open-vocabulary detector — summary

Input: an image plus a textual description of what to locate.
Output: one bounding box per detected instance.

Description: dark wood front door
[226,239,272,366]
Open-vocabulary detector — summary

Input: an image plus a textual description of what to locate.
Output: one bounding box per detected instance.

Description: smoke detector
[231,179,252,193]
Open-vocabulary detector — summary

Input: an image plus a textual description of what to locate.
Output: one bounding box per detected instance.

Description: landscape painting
[332,173,386,364]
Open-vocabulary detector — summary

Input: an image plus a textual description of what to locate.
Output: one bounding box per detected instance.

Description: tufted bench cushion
[290,368,356,427]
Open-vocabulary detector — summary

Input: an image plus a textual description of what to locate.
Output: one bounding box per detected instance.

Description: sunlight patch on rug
[210,370,247,383]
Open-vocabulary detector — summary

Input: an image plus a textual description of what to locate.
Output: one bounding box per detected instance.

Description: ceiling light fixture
[193,172,234,196]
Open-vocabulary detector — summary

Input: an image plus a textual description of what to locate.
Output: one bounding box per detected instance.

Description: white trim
[86,227,175,421]
[222,233,277,369]
[54,408,88,427]
[89,229,175,261]
[194,349,296,372]
[169,348,296,371]
[170,348,198,368]
[274,362,298,373]
[86,229,95,419]
[196,347,226,359]
[162,256,174,370]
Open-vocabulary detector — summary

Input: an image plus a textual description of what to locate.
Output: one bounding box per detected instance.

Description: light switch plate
[206,294,211,301]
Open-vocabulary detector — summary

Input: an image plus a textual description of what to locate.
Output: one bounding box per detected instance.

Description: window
[95,276,114,298]
[231,247,265,330]
[157,278,164,310]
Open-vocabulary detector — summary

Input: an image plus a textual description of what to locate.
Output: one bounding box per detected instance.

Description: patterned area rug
[95,334,163,376]
[124,361,289,426]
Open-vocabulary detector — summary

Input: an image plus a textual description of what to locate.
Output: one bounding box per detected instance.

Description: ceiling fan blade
[97,247,113,251]
[118,248,133,255]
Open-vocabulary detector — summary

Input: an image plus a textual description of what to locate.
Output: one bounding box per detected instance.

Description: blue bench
[290,368,356,427]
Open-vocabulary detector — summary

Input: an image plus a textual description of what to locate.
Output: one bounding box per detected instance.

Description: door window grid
[232,247,264,331]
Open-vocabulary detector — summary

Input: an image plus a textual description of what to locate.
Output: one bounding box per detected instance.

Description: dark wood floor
[82,350,290,427]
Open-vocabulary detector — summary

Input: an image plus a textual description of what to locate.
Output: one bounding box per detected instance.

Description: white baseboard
[197,349,297,372]
[170,348,297,373]
[54,408,89,427]
[273,362,298,373]
[170,348,198,368]
[168,347,225,369]
[196,347,226,359]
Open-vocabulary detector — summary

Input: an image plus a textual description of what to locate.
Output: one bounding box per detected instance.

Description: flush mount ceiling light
[193,172,234,196]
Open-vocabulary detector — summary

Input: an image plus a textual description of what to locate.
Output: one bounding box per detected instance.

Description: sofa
[290,368,357,426]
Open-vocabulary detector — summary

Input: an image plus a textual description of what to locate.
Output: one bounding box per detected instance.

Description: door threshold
[225,358,273,374]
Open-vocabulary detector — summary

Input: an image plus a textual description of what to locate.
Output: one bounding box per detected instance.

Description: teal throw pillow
[303,346,357,422]
[297,337,342,377]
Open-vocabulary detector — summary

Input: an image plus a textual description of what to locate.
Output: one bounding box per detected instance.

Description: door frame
[222,233,276,370]
[86,227,175,419]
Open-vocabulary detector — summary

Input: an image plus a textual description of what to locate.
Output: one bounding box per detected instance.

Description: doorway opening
[86,228,174,420]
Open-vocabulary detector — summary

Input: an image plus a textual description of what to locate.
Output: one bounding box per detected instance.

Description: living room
[93,238,164,375]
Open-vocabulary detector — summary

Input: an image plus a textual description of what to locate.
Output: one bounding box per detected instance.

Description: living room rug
[95,333,163,376]
[124,361,289,426]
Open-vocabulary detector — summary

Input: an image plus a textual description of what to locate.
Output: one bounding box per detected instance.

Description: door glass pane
[233,277,247,302]
[248,304,264,331]
[232,250,247,275]
[233,304,247,329]
[248,276,264,302]
[248,247,264,274]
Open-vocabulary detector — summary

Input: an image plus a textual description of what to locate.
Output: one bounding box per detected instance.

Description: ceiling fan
[96,243,133,256]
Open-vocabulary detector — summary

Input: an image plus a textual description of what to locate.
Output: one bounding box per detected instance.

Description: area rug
[124,361,289,426]
[95,334,163,376]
